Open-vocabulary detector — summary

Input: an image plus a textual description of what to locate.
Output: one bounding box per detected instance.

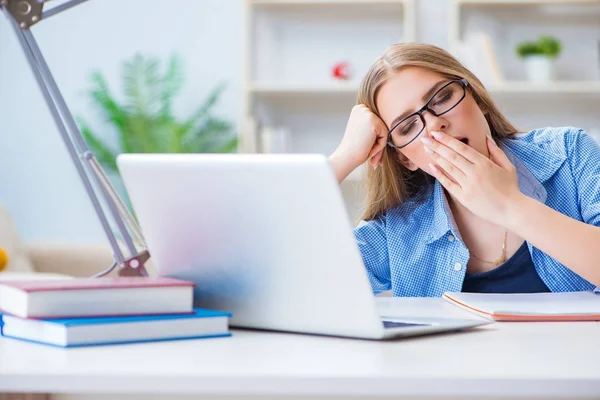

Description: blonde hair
[357,43,519,222]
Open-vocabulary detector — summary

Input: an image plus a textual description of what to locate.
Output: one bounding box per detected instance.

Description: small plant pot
[523,55,554,83]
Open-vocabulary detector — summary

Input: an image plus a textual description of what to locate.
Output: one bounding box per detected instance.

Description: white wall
[1,0,598,244]
[0,0,244,243]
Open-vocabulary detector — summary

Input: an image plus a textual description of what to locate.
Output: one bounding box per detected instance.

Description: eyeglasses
[387,79,468,149]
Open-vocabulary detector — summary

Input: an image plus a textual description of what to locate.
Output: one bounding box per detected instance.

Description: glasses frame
[386,79,469,149]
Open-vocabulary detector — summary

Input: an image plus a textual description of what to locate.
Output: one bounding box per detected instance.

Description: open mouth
[458,137,470,146]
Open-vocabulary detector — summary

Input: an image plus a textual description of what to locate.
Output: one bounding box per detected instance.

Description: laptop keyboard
[382,320,430,329]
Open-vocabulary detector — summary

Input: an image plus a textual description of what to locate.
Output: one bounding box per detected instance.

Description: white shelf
[250,81,359,95]
[456,0,600,5]
[250,81,600,97]
[449,0,600,73]
[250,0,406,6]
[488,81,600,94]
[251,0,407,5]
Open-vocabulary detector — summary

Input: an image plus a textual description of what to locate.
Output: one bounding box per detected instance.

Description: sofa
[0,203,118,279]
[0,203,120,400]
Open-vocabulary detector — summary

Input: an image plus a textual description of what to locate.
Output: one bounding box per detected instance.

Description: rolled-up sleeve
[354,217,390,294]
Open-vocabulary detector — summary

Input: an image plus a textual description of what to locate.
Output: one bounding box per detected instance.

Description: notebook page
[444,291,600,315]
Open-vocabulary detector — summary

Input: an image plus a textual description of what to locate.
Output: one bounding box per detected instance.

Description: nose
[423,112,448,133]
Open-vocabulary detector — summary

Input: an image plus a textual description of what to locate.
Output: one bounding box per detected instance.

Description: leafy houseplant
[515,36,562,83]
[516,36,561,59]
[78,53,237,177]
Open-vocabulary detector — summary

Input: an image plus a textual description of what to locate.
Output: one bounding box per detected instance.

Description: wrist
[329,150,360,183]
[504,193,533,231]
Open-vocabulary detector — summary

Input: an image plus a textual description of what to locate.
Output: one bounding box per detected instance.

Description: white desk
[1,298,599,399]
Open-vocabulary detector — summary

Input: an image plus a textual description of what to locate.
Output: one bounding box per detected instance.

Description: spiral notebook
[442,290,600,321]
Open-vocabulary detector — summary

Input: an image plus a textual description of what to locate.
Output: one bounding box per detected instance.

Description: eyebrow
[388,80,448,129]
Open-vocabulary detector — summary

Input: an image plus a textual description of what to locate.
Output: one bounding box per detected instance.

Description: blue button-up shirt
[354,127,600,296]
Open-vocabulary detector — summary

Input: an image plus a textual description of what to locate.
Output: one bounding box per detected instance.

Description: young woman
[329,43,600,296]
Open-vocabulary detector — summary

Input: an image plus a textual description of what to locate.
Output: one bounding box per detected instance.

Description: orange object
[0,247,8,272]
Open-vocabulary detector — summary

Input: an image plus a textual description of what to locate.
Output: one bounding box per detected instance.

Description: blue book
[0,308,232,348]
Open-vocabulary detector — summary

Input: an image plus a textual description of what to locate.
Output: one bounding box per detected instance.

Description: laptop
[117,153,489,340]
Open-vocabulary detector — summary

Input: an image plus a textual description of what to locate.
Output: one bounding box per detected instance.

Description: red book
[0,277,194,319]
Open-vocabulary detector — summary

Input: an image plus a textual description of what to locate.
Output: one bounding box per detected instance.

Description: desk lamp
[1,0,150,277]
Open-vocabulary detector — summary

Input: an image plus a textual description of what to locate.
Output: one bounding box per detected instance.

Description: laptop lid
[117,153,386,339]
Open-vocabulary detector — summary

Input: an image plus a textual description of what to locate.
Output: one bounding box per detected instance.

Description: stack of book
[0,277,231,347]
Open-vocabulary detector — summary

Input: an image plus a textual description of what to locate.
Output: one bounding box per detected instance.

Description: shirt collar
[425,136,566,245]
[501,132,567,184]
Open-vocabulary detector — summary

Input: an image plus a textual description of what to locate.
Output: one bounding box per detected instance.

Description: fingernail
[431,131,443,140]
[429,163,439,173]
[421,137,433,145]
[424,146,434,155]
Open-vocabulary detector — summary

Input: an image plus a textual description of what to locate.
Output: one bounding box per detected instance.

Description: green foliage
[516,36,562,58]
[78,53,237,175]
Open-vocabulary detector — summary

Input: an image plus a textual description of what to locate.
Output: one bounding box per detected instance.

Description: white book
[0,277,194,319]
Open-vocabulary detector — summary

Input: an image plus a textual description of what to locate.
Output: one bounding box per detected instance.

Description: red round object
[332,62,351,80]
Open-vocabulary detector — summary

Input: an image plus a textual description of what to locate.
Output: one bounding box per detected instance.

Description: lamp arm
[1,0,150,277]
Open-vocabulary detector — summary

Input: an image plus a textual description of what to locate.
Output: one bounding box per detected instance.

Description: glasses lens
[429,81,464,115]
[390,114,424,148]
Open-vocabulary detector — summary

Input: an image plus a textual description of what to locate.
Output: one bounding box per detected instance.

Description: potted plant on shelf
[516,36,562,83]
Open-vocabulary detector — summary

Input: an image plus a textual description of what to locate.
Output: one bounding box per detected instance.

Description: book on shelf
[0,277,194,319]
[455,31,503,86]
[259,125,291,153]
[442,291,600,322]
[0,308,232,348]
[242,116,259,153]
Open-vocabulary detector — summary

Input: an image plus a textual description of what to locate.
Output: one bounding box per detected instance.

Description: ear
[475,98,489,115]
[481,102,491,115]
[398,154,418,171]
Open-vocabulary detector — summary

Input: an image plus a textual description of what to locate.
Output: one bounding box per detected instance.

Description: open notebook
[442,290,600,321]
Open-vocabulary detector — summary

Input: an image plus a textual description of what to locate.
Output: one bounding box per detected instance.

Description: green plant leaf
[516,42,541,58]
[180,82,227,134]
[538,36,561,57]
[516,36,561,58]
[123,53,162,117]
[183,116,234,153]
[122,112,162,153]
[89,72,126,133]
[215,137,239,153]
[160,53,185,120]
[168,123,188,153]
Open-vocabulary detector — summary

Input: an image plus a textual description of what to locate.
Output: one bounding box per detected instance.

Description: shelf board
[456,0,600,5]
[250,82,360,95]
[250,81,600,97]
[251,0,406,5]
[487,81,600,94]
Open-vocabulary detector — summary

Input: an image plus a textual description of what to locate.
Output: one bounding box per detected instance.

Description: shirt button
[454,262,462,271]
[447,235,455,242]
